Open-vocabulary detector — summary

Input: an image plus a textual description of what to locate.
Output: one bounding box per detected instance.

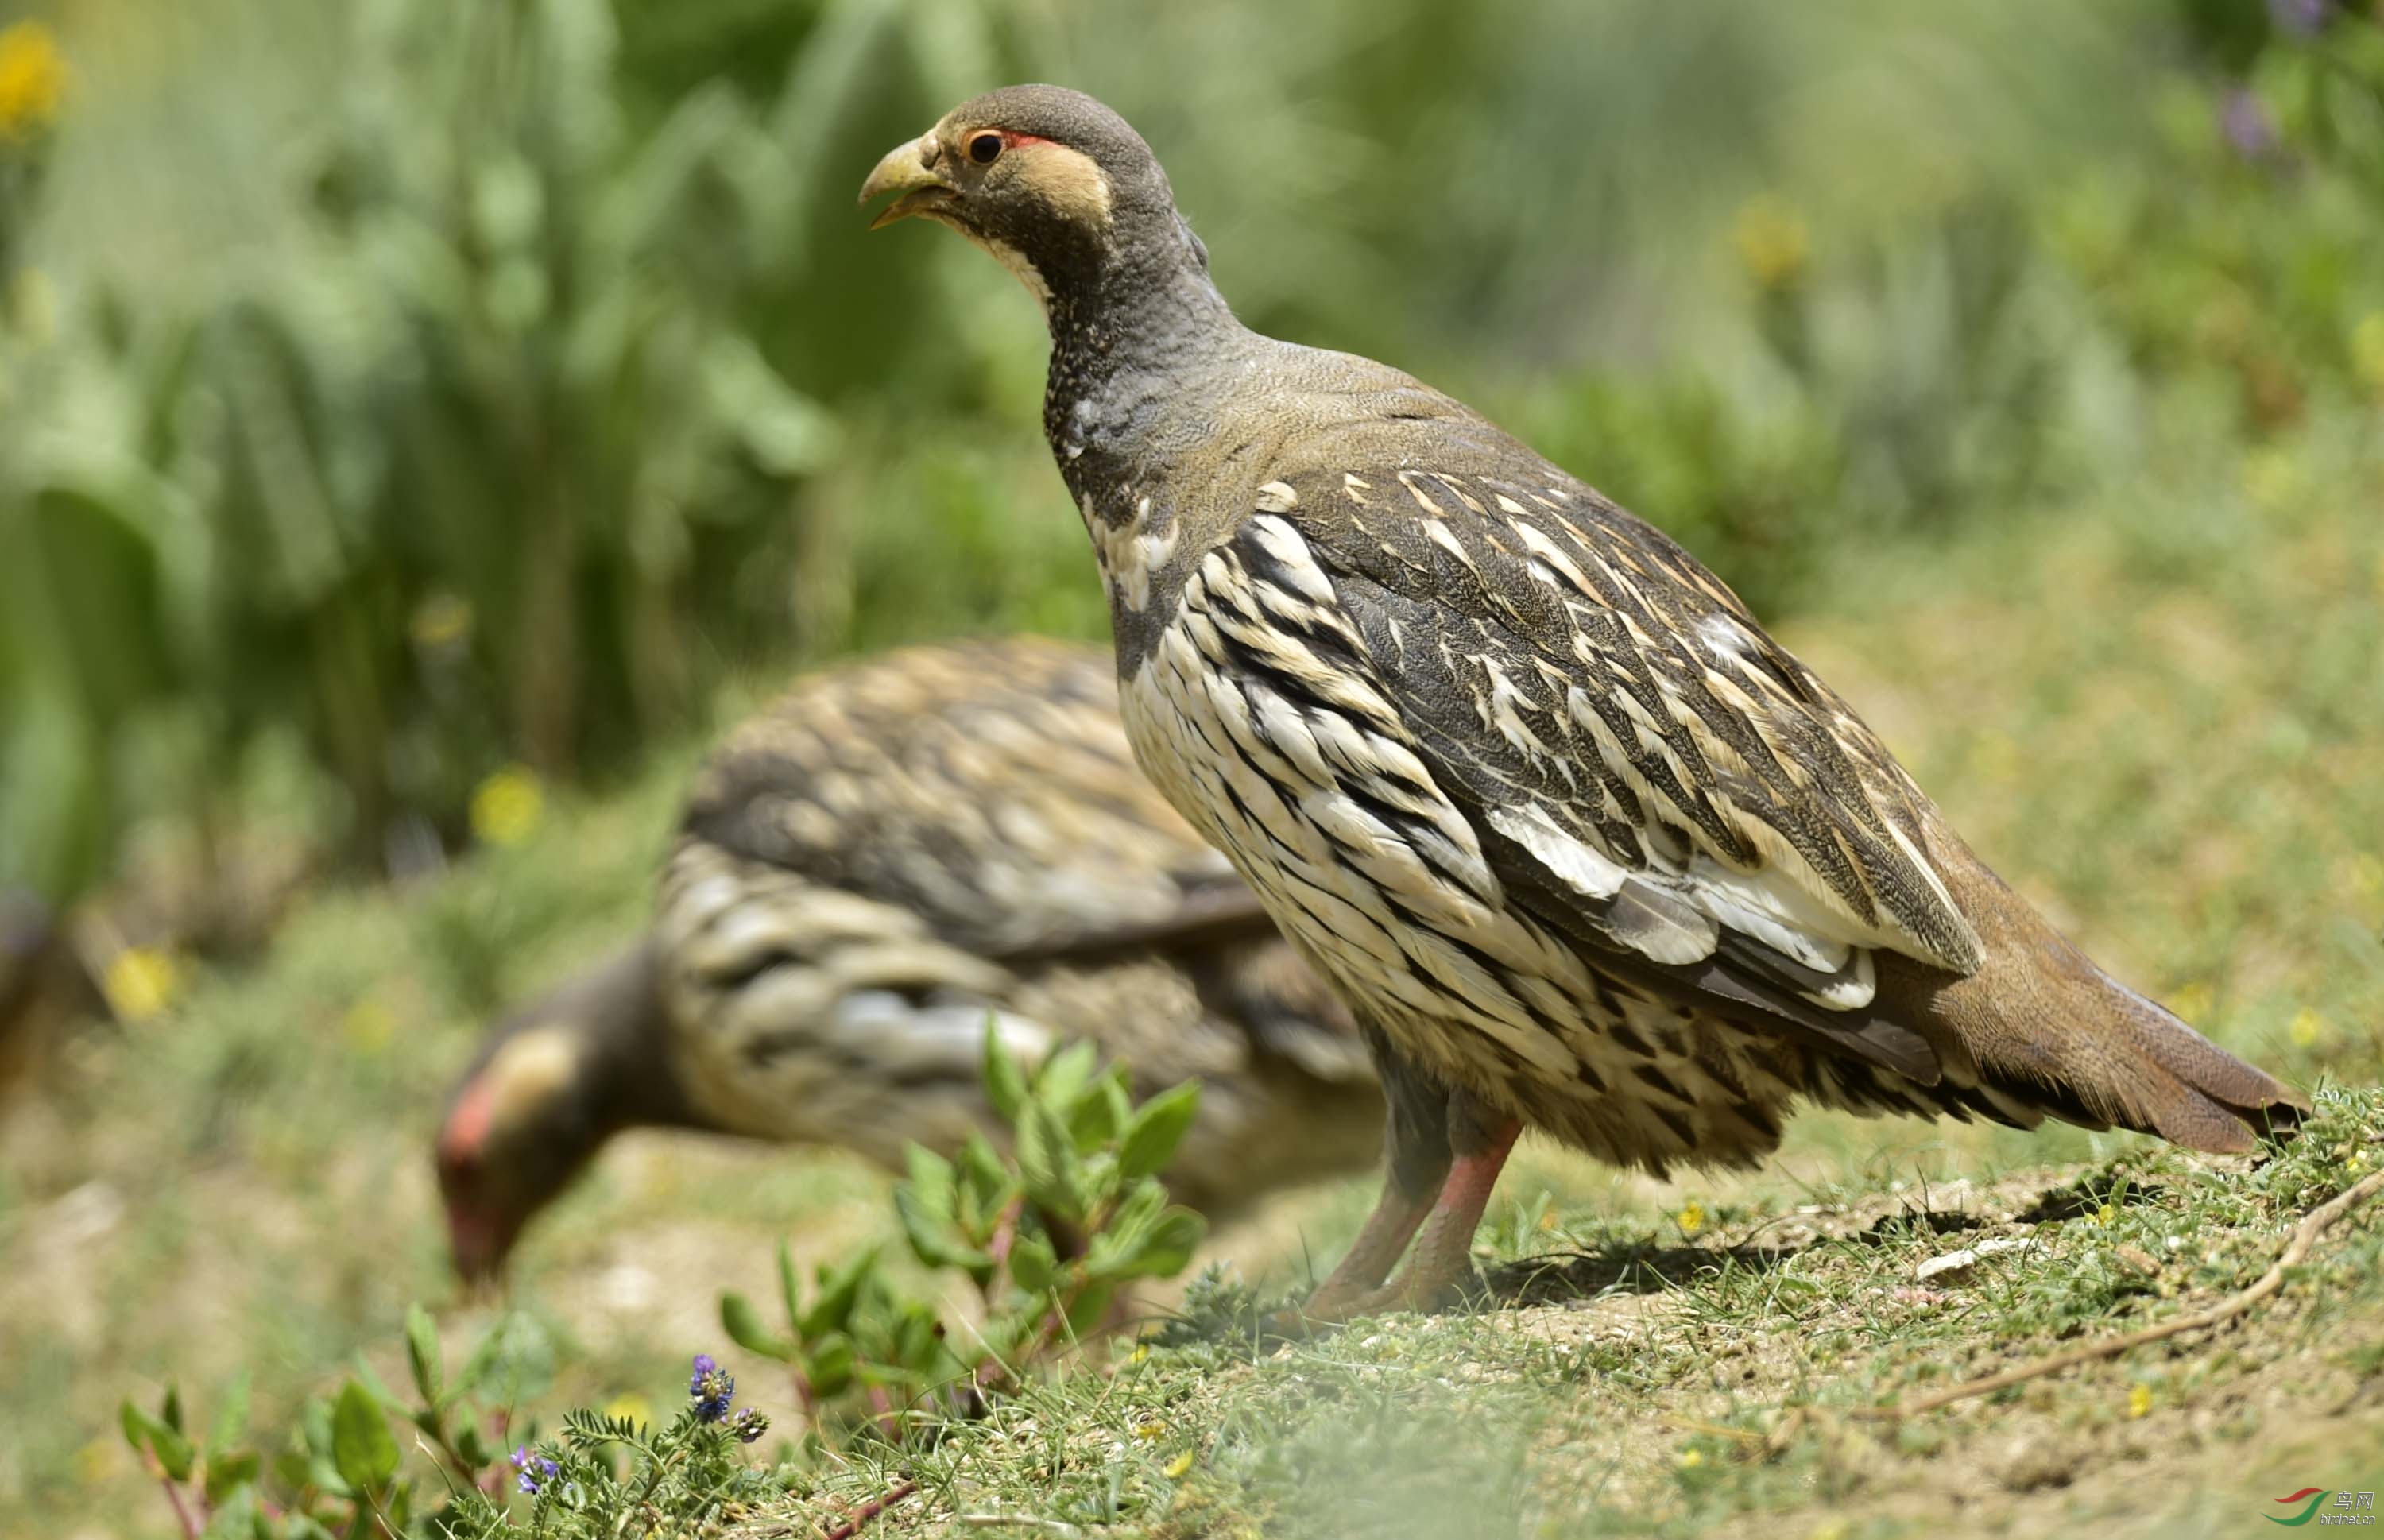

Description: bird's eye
[968,132,1003,165]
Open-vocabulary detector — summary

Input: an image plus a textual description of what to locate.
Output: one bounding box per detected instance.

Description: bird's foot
[1270,1113,1521,1335]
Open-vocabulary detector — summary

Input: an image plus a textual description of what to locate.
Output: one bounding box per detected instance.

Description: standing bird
[859,87,2307,1318]
[437,639,1382,1280]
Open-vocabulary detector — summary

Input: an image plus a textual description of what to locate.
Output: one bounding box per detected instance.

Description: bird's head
[858,85,1201,312]
[434,945,690,1283]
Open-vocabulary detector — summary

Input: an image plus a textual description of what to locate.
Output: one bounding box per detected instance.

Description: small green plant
[126,1311,787,1538]
[122,1306,567,1538]
[720,1027,1209,1445]
[433,1355,782,1540]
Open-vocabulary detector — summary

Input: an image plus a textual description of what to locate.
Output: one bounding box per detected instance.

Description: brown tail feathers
[1875,820,2307,1155]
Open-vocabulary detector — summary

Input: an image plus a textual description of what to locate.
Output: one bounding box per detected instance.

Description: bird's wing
[680,637,1275,964]
[1230,457,1985,1078]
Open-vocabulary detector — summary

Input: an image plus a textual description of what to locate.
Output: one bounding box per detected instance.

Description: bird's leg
[1287,1089,1520,1326]
[1295,1029,1449,1314]
[1297,1170,1440,1319]
[1372,1093,1521,1312]
[1285,1030,1452,1323]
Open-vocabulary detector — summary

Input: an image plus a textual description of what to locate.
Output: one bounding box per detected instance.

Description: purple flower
[689,1352,735,1422]
[509,1446,559,1496]
[2267,0,2331,40]
[2220,89,2278,161]
[732,1407,770,1445]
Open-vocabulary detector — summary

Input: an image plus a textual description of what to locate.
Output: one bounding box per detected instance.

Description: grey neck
[1040,217,1252,517]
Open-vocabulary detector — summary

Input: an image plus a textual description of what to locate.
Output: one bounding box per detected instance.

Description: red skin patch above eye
[439,1078,494,1166]
[1005,131,1055,149]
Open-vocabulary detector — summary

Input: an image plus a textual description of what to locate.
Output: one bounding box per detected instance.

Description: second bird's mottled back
[652,639,1383,1205]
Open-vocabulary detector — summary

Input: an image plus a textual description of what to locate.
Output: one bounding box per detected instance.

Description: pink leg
[1375,1115,1522,1310]
[1295,1181,1437,1321]
[1287,1113,1522,1326]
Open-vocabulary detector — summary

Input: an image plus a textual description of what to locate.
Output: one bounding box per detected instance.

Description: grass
[760,1092,2384,1540]
[3,410,2382,1537]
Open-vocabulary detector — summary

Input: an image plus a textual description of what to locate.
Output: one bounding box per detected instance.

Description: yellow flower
[103,947,184,1022]
[1133,1418,1167,1441]
[2094,1203,2117,1227]
[1129,1343,1149,1365]
[1679,1447,1705,1469]
[410,593,474,650]
[2352,312,2384,395]
[1732,195,1809,290]
[2126,1383,2152,1419]
[1676,1201,1705,1236]
[1163,1450,1195,1480]
[343,996,395,1056]
[470,764,544,848]
[604,1392,655,1428]
[2167,981,2214,1023]
[0,22,66,140]
[2290,1008,2324,1047]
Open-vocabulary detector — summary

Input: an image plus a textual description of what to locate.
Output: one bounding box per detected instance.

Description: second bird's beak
[860,134,954,230]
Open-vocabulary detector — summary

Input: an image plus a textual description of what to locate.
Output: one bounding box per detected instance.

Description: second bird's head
[433,944,698,1284]
[858,85,1203,311]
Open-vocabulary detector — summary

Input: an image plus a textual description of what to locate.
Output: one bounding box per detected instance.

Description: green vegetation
[7,0,2384,914]
[4,0,2383,1536]
[720,1032,1209,1441]
[110,1044,1213,1538]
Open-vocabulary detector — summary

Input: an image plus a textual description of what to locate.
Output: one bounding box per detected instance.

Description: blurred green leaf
[1008,1232,1058,1295]
[1015,1093,1085,1225]
[956,1133,1014,1223]
[1034,1041,1099,1110]
[799,1245,878,1342]
[403,1304,441,1407]
[1065,1070,1121,1153]
[776,1236,804,1340]
[895,1180,992,1275]
[722,1291,798,1361]
[204,1449,262,1506]
[1117,1080,1202,1180]
[330,1380,397,1496]
[120,1399,195,1482]
[981,1018,1028,1124]
[804,1331,856,1399]
[903,1143,956,1216]
[1136,1208,1207,1280]
[209,1371,252,1456]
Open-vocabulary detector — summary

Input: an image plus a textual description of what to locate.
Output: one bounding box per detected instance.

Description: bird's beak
[444,1201,514,1290]
[860,134,954,230]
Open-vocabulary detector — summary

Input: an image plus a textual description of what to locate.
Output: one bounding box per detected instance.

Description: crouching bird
[436,639,1384,1281]
[860,87,2308,1320]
